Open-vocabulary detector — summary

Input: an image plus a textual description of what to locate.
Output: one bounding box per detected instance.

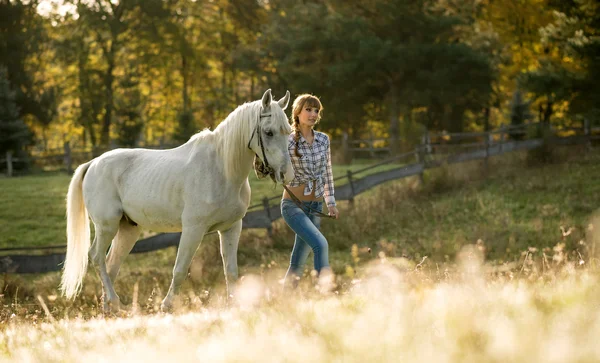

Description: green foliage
[4,0,594,152]
[0,0,53,127]
[522,0,600,122]
[256,0,495,138]
[0,67,32,156]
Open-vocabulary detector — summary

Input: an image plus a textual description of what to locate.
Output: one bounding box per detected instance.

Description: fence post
[584,118,592,149]
[262,197,273,237]
[415,147,425,185]
[484,131,492,171]
[425,131,432,155]
[346,170,356,205]
[369,130,376,158]
[63,141,73,174]
[341,131,350,163]
[6,151,13,178]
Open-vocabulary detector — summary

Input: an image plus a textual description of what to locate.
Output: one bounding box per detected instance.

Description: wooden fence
[1,122,599,273]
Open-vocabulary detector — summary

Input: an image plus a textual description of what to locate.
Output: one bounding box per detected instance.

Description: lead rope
[283,184,335,219]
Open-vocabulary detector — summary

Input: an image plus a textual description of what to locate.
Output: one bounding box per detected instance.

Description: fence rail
[1,122,599,273]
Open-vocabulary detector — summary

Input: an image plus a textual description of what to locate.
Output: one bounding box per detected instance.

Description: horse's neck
[227,148,254,185]
[212,115,256,186]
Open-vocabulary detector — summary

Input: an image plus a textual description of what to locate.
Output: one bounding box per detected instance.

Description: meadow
[0,158,401,249]
[0,147,598,362]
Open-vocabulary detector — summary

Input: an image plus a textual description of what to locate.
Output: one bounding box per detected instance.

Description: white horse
[61,89,293,312]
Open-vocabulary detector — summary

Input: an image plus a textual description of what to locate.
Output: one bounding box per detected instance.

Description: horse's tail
[61,160,93,300]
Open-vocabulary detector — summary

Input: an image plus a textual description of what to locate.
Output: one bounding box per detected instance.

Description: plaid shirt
[287,131,336,207]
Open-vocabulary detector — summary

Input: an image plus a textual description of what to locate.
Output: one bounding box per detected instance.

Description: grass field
[0,147,599,362]
[0,158,401,249]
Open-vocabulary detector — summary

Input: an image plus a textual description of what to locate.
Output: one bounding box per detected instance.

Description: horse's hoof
[103,304,122,316]
[160,300,173,313]
[102,297,123,315]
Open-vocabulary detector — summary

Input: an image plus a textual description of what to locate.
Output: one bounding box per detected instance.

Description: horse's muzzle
[280,163,294,184]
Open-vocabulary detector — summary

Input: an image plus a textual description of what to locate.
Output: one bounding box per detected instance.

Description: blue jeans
[281,199,330,285]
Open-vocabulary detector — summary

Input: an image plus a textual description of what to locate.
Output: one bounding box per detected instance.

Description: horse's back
[81,142,237,232]
[82,147,191,230]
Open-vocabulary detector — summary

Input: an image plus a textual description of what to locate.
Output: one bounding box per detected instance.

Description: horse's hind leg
[89,216,121,313]
[107,218,140,284]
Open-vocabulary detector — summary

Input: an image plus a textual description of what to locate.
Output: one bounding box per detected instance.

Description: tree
[74,0,139,147]
[173,110,196,143]
[259,0,495,154]
[257,2,382,138]
[115,68,143,147]
[522,0,600,125]
[508,89,532,139]
[0,0,56,129]
[0,66,31,173]
[53,13,104,148]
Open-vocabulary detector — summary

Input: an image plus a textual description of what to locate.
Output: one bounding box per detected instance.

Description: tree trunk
[483,107,490,132]
[447,106,464,133]
[543,100,553,125]
[232,68,239,105]
[6,151,13,178]
[341,131,351,164]
[63,141,73,174]
[77,43,97,149]
[87,122,97,147]
[101,52,115,147]
[42,127,48,152]
[181,53,189,112]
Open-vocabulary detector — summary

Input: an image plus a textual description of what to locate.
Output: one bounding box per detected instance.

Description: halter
[247,109,274,180]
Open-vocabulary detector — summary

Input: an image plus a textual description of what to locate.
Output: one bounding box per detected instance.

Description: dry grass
[0,254,599,362]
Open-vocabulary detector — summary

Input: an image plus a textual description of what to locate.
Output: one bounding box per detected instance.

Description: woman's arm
[323,135,339,218]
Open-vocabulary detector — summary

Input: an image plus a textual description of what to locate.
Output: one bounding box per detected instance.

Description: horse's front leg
[161,223,206,312]
[219,219,242,299]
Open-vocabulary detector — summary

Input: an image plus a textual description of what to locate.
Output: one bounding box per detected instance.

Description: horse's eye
[266,130,274,137]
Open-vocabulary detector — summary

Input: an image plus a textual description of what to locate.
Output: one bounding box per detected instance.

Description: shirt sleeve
[323,135,336,207]
[287,133,301,187]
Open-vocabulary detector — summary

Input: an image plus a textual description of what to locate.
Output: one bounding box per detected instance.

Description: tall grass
[0,255,599,362]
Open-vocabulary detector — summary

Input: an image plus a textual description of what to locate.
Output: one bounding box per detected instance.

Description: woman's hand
[327,205,339,219]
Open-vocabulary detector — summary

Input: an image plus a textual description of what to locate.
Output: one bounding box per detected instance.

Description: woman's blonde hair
[291,94,323,157]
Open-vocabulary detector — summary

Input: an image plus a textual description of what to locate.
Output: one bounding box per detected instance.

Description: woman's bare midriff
[282,182,320,202]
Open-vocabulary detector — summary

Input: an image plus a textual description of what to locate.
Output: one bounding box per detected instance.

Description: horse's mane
[189,100,263,180]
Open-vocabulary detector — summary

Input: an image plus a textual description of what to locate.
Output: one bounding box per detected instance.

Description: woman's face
[297,103,320,129]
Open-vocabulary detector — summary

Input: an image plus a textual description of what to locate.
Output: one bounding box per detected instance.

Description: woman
[281,94,339,288]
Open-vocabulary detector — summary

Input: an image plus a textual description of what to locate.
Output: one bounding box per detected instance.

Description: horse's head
[250,89,294,184]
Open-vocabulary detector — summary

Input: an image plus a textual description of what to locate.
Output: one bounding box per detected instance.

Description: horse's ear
[278,90,290,110]
[261,89,272,109]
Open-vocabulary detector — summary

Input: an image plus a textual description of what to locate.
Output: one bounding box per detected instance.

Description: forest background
[1,0,599,163]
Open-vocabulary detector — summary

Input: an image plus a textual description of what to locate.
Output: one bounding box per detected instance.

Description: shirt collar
[297,130,323,145]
